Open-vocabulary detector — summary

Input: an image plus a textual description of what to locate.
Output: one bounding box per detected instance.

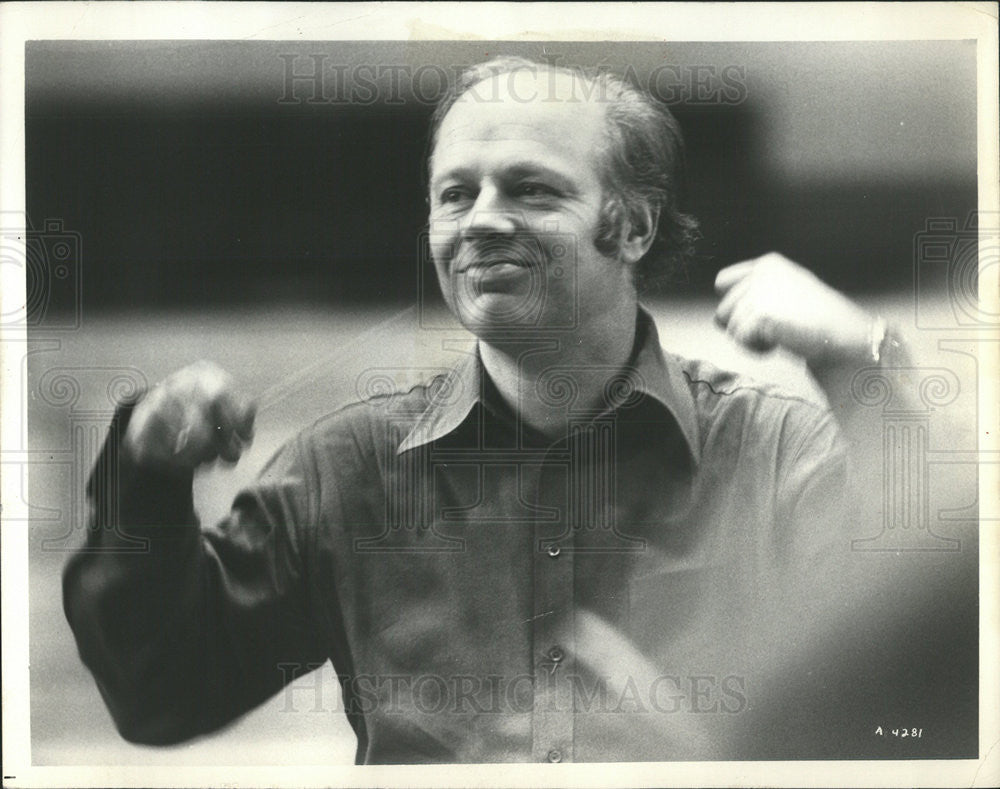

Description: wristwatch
[869,317,909,366]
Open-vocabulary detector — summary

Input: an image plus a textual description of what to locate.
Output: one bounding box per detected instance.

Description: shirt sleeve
[62,399,328,745]
[774,406,853,565]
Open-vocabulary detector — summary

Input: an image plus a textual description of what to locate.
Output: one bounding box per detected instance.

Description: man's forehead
[437,119,585,146]
[436,70,608,148]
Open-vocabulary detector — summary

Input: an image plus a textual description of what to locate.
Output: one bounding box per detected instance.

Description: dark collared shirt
[64,308,848,763]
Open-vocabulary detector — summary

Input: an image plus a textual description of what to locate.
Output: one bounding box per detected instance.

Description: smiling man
[64,57,912,763]
[427,64,656,439]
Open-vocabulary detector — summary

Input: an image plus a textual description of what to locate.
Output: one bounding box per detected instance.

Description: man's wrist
[806,316,913,408]
[806,320,878,374]
[808,315,908,373]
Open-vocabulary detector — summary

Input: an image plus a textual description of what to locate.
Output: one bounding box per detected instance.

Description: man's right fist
[123,360,257,470]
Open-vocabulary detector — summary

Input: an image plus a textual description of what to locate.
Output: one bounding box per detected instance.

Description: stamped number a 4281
[875,727,923,738]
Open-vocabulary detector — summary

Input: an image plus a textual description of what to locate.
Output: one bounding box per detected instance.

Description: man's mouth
[449,236,550,289]
[458,257,530,273]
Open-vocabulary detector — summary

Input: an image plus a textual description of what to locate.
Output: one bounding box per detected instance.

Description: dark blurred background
[26,40,977,309]
[22,40,980,766]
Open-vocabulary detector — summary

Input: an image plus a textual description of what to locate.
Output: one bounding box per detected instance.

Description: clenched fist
[714,253,876,367]
[123,360,256,469]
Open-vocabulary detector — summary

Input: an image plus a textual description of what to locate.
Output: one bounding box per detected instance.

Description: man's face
[428,70,632,337]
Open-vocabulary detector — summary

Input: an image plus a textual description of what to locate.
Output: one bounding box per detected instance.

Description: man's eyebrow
[430,167,476,190]
[431,162,578,191]
[504,164,576,188]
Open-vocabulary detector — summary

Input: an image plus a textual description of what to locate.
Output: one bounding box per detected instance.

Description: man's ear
[618,202,660,266]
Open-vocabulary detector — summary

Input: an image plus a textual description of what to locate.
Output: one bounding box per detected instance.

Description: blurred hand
[571,610,723,759]
[714,253,875,366]
[123,360,256,469]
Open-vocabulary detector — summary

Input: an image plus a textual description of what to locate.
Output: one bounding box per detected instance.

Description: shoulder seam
[306,373,449,432]
[681,369,827,413]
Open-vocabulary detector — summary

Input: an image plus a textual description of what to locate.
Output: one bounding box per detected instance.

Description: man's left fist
[714,252,876,367]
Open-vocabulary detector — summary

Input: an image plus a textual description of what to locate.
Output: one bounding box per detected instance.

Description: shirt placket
[531,445,575,763]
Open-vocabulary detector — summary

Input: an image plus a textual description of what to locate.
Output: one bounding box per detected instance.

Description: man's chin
[452,293,549,338]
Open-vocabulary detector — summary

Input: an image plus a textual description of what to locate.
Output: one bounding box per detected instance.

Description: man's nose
[462,187,522,237]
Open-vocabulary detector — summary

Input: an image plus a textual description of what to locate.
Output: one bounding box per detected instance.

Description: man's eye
[440,187,472,204]
[515,182,557,198]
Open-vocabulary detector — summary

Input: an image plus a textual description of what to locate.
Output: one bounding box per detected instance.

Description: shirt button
[547,748,562,763]
[546,545,561,558]
[548,646,564,663]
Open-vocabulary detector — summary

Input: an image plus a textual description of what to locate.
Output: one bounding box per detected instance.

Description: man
[64,57,914,763]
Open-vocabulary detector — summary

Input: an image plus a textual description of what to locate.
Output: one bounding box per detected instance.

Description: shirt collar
[396,305,701,464]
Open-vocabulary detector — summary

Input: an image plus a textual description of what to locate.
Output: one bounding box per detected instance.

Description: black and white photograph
[1,3,998,787]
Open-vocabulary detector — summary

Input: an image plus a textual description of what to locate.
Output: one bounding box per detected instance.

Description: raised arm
[713,252,914,432]
[63,361,327,744]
